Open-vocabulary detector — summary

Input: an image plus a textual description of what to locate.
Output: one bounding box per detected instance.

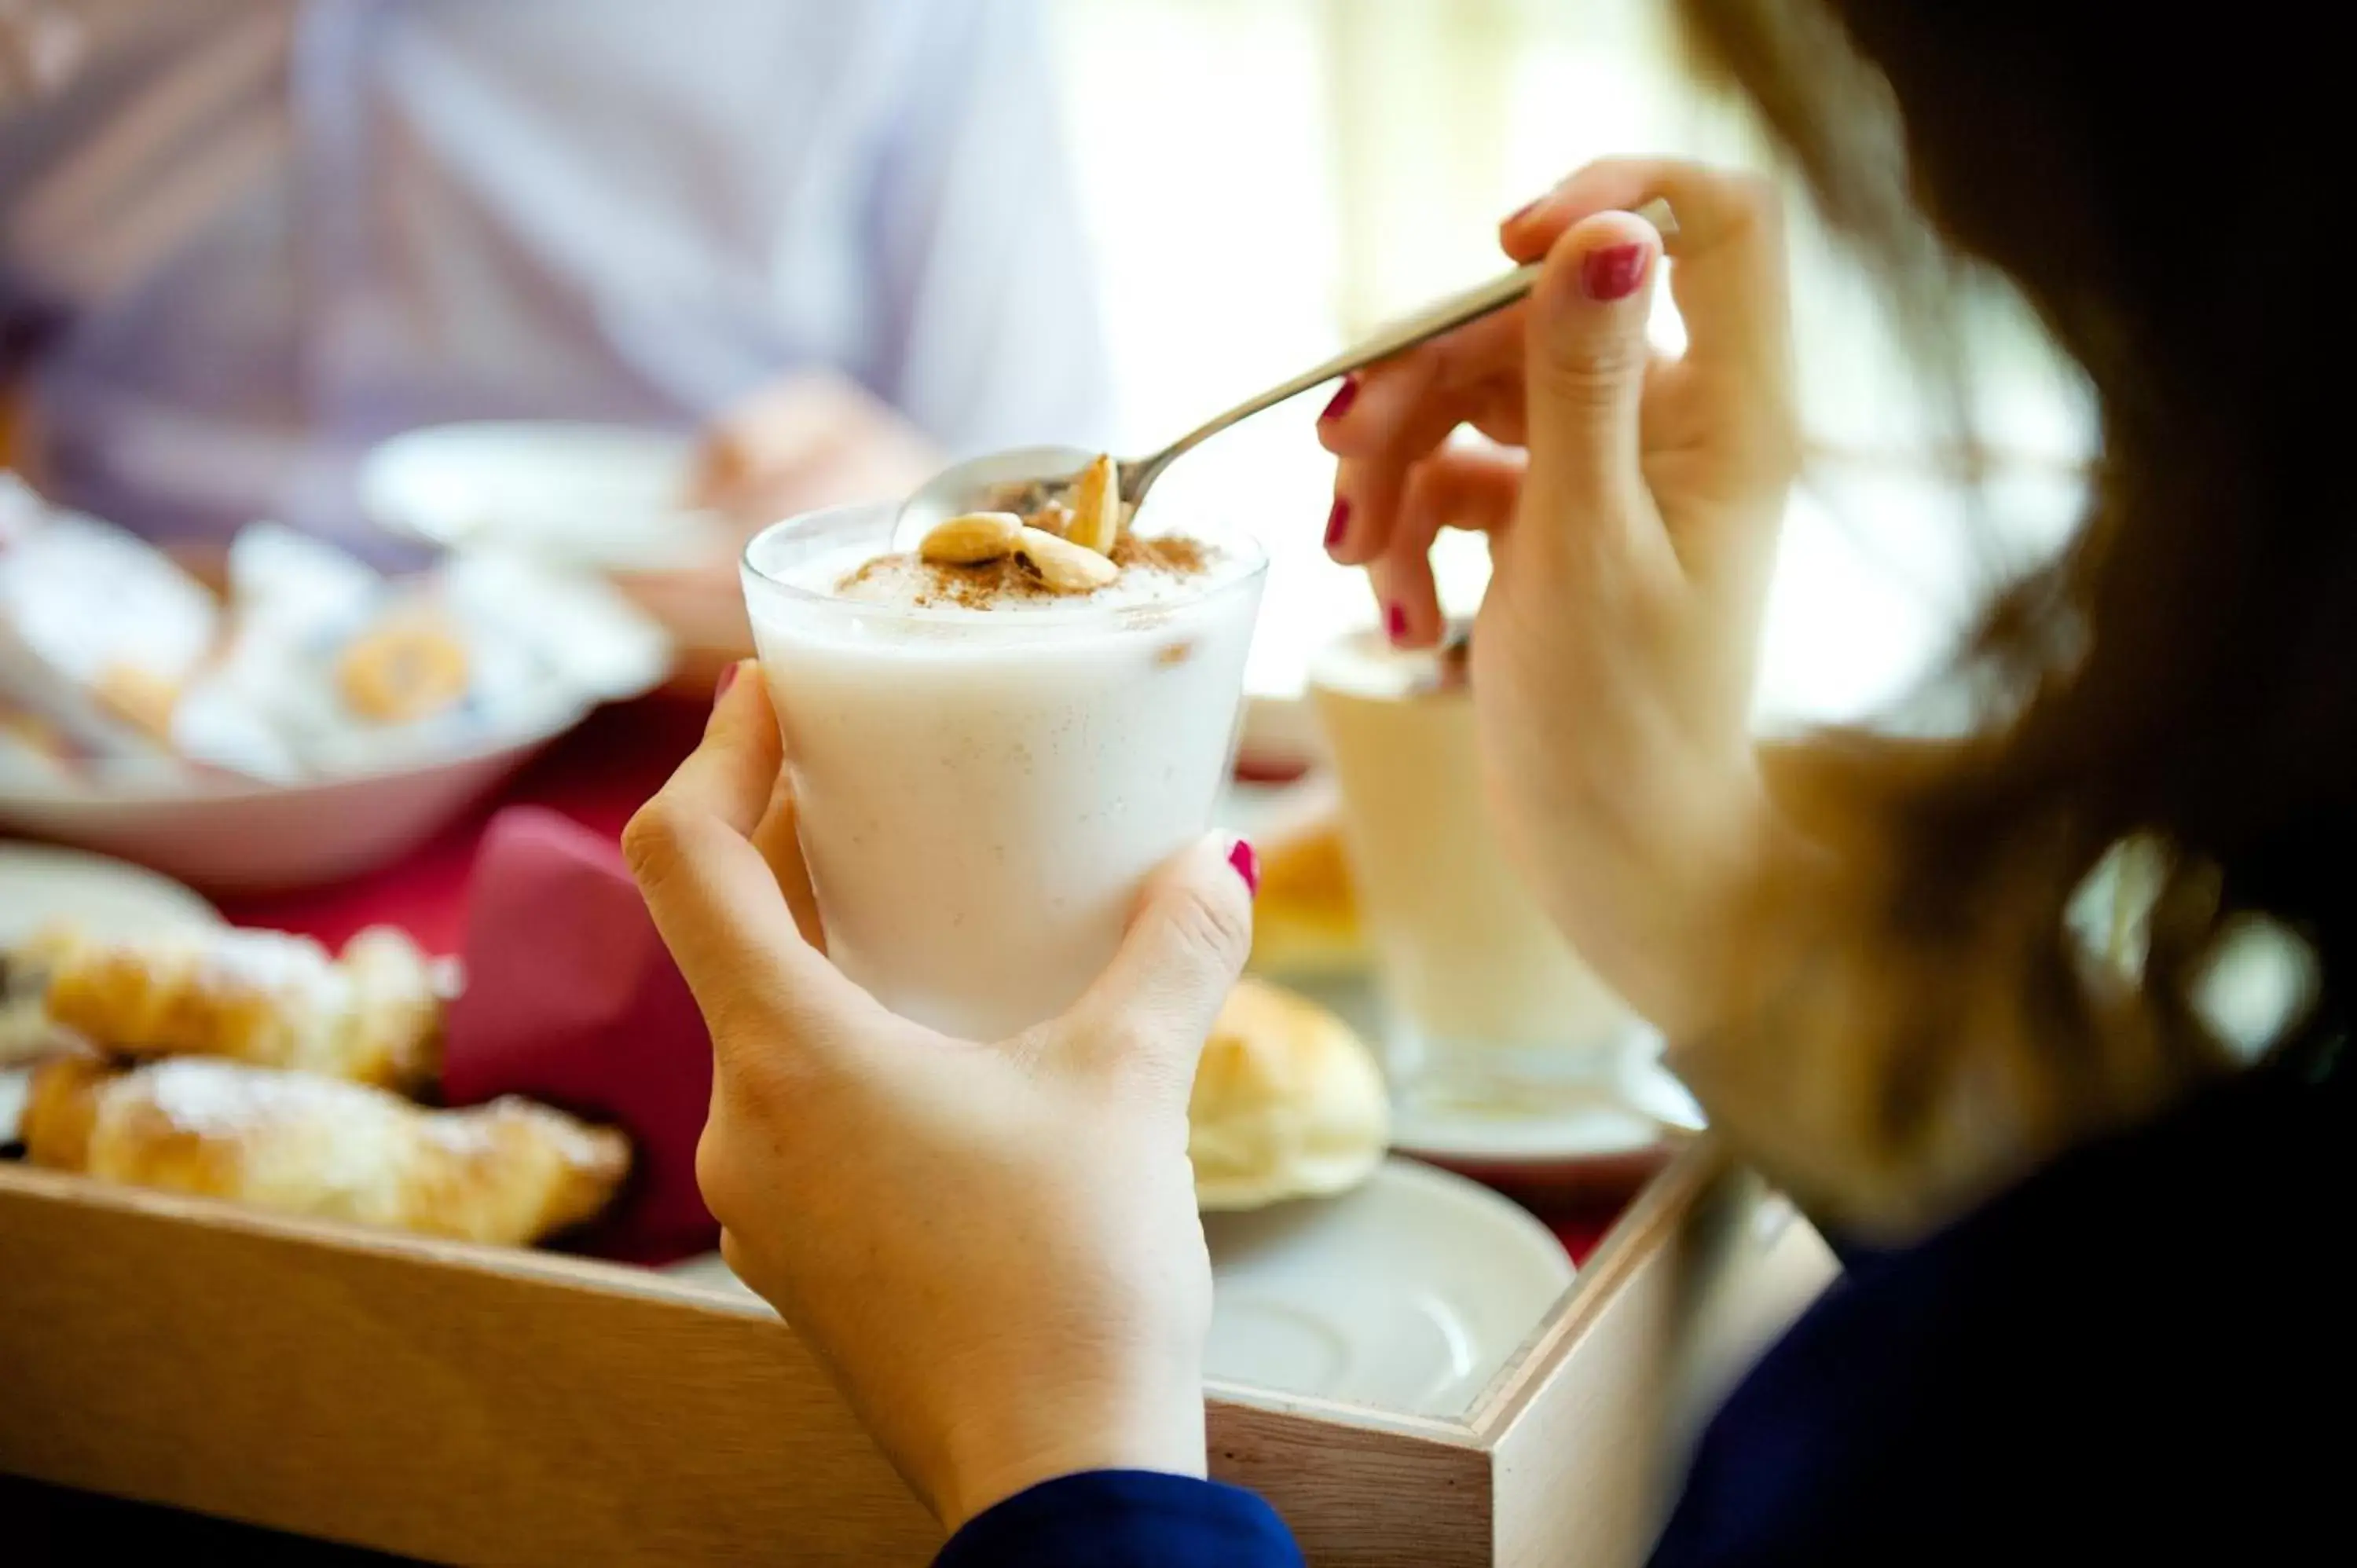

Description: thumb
[625,661,881,1057]
[1057,834,1259,1081]
[1522,208,1664,525]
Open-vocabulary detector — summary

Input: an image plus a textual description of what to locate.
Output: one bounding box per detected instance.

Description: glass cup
[740,503,1266,1040]
[1308,626,1642,1128]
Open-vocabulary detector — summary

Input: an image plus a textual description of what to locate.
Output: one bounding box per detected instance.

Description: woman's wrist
[933,1377,1208,1532]
[1556,762,1797,1045]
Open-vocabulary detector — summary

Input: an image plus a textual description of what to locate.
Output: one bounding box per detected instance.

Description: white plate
[0,840,223,947]
[360,422,728,573]
[0,720,569,895]
[662,1158,1573,1420]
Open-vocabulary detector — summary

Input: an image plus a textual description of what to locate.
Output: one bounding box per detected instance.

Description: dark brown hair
[1661,2,2349,1225]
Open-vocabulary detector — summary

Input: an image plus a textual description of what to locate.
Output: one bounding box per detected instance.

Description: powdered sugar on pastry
[24,1056,631,1247]
[31,922,444,1091]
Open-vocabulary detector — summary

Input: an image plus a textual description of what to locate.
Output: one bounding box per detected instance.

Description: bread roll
[1190,978,1388,1210]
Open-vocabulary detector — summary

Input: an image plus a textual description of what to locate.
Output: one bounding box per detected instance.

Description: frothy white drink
[742,502,1264,1040]
[1310,628,1634,1101]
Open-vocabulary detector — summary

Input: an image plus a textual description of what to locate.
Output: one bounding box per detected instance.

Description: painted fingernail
[714,660,742,704]
[1319,376,1359,422]
[1581,244,1650,302]
[1324,496,1351,551]
[1384,602,1409,643]
[1228,837,1261,896]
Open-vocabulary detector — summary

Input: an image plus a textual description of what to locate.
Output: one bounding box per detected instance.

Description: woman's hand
[1317,159,1802,1038]
[613,369,944,694]
[624,668,1255,1530]
[687,367,943,526]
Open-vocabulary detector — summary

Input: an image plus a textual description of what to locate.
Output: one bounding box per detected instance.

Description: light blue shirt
[0,0,1113,549]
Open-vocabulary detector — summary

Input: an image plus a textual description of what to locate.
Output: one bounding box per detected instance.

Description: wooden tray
[0,1142,1831,1566]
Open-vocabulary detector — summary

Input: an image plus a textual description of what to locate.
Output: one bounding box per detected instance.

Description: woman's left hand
[687,367,942,526]
[625,665,1257,1530]
[615,369,944,693]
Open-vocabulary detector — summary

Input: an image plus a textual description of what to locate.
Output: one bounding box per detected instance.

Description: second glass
[1309,626,1640,1124]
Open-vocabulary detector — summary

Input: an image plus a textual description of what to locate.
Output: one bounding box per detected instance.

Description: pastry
[1245,786,1369,977]
[1189,977,1388,1211]
[28,922,446,1092]
[21,1054,629,1247]
[334,612,472,724]
[0,942,75,1067]
[91,660,183,741]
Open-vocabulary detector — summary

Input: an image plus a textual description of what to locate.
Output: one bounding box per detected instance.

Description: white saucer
[1257,963,1703,1171]
[359,421,728,573]
[1388,1040,1706,1167]
[662,1158,1572,1420]
[1198,1157,1572,1415]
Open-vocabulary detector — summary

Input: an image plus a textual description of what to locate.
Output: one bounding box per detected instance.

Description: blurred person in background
[0,0,1108,661]
[628,0,2351,1563]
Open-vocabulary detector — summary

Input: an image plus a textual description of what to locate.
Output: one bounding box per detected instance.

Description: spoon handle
[1121,264,1535,502]
[1124,196,1675,504]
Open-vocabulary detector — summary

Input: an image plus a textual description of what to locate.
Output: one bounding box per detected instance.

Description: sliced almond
[1017,525,1119,593]
[919,511,1023,565]
[1066,453,1121,555]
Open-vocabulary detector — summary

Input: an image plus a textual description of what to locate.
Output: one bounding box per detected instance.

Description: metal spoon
[896,197,1678,541]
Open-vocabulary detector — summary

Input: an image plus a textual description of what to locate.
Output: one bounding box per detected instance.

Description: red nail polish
[1384,603,1409,643]
[1581,244,1650,302]
[1227,838,1260,896]
[714,661,741,704]
[1319,376,1359,422]
[1325,496,1351,550]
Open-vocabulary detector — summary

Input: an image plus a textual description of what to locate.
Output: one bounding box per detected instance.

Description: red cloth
[217,698,710,956]
[441,807,718,1262]
[216,696,1629,1266]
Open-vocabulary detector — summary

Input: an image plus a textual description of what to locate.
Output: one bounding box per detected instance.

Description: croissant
[26,922,445,1092]
[22,1054,629,1247]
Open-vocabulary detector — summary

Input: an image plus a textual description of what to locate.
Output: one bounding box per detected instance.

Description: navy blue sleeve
[936,1470,1303,1568]
[1646,1057,2350,1566]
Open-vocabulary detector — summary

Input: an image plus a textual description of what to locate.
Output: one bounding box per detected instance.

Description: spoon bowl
[894,443,1098,544]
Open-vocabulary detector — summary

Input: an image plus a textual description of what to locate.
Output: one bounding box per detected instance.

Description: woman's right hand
[626,670,1255,1532]
[1316,159,1802,1038]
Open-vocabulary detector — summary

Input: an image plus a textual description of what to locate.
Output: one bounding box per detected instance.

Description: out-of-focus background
[1047,0,2090,724]
[2,0,2096,734]
[0,0,2104,892]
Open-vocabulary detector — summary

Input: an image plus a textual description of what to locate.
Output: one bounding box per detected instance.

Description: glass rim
[739,500,1269,631]
[1306,617,1475,701]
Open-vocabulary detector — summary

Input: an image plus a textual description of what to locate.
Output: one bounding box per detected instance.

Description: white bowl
[0,722,567,895]
[359,421,728,573]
